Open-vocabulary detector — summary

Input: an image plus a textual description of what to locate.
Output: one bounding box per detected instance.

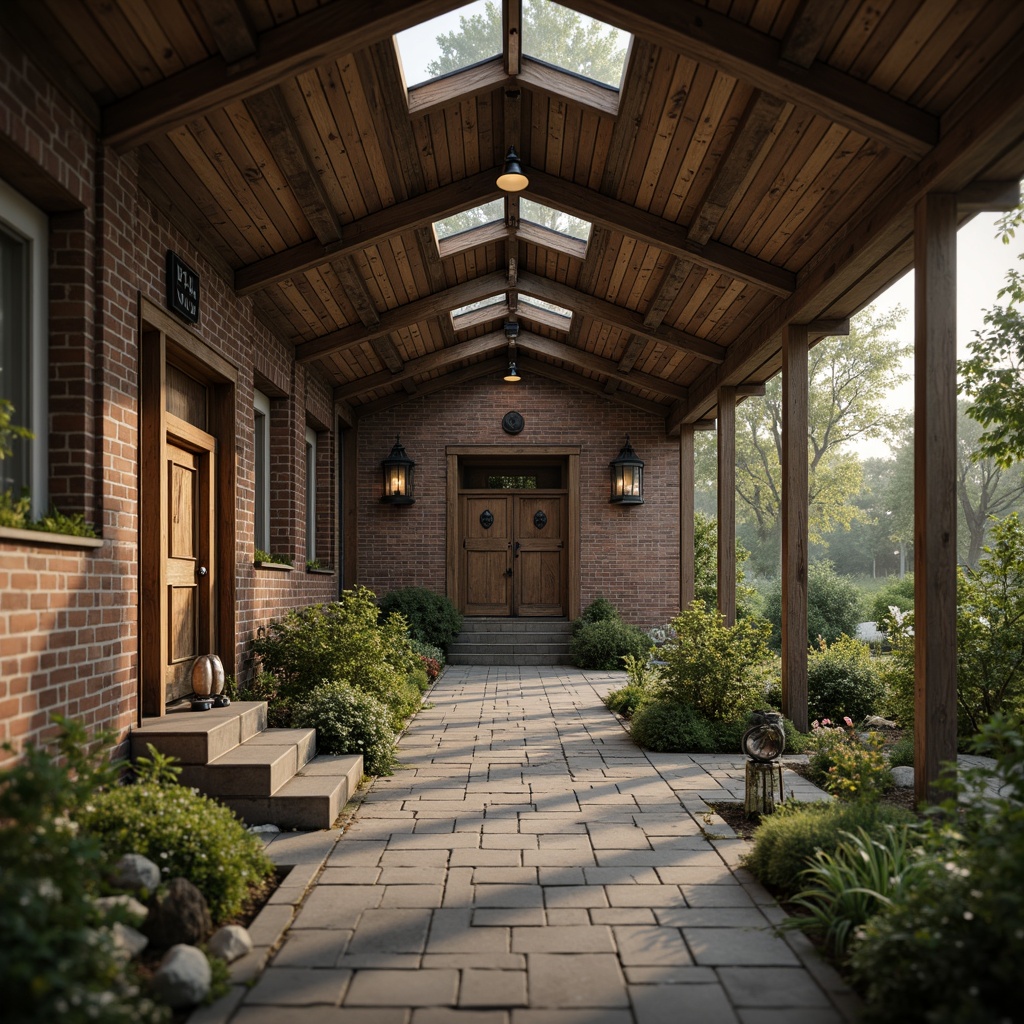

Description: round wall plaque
[502,410,524,435]
[480,509,494,529]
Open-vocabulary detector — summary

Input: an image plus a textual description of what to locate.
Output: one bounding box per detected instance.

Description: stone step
[177,728,317,798]
[457,618,571,634]
[447,653,575,666]
[448,642,573,656]
[131,701,267,764]
[222,753,363,830]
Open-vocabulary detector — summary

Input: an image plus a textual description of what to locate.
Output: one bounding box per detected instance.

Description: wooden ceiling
[11,0,1024,430]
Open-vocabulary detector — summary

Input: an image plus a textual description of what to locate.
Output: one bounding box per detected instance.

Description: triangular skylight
[520,198,592,244]
[395,1,501,88]
[434,200,505,242]
[523,1,629,90]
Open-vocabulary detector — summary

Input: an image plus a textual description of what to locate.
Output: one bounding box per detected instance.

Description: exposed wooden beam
[735,385,767,398]
[518,331,688,400]
[520,359,668,417]
[617,336,647,374]
[568,0,937,157]
[295,270,508,363]
[505,0,521,77]
[102,0,467,151]
[354,357,507,417]
[601,39,661,197]
[246,87,342,245]
[717,385,737,626]
[668,47,1024,431]
[406,59,508,118]
[957,180,1021,213]
[203,0,258,64]
[517,271,726,363]
[234,171,497,295]
[336,333,506,400]
[805,319,850,336]
[528,171,795,296]
[779,0,847,68]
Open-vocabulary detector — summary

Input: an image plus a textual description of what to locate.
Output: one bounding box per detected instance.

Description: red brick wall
[356,377,681,627]
[0,38,340,764]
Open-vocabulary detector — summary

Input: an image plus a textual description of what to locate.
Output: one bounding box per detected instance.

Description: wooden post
[914,194,959,805]
[744,760,785,816]
[680,425,695,610]
[717,386,737,626]
[782,324,809,732]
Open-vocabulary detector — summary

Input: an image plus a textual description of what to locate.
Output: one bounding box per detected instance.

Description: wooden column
[717,387,737,625]
[914,194,959,804]
[782,324,809,732]
[680,425,695,610]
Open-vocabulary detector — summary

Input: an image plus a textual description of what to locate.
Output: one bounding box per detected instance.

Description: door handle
[514,542,521,558]
[504,567,513,578]
[196,566,208,577]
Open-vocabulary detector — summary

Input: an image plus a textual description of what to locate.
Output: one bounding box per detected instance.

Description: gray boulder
[111,922,149,960]
[151,944,211,1008]
[891,765,915,789]
[144,877,212,949]
[95,893,148,926]
[208,924,253,963]
[110,852,161,893]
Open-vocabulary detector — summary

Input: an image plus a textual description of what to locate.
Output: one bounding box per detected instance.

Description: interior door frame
[139,297,237,719]
[446,445,580,620]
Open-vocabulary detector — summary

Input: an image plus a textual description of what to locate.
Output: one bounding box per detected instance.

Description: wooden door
[165,433,215,701]
[514,495,566,616]
[462,495,512,615]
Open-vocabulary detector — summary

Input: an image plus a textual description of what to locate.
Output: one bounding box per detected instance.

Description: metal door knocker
[533,510,547,529]
[480,509,494,529]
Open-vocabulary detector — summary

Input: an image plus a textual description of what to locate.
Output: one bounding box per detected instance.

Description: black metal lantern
[380,436,415,505]
[609,435,644,504]
[496,147,529,192]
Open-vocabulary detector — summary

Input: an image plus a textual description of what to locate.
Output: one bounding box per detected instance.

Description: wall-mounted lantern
[609,435,644,505]
[381,436,415,505]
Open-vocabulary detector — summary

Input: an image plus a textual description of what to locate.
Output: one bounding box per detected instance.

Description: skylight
[395,1,501,88]
[451,294,507,329]
[434,200,505,241]
[519,296,573,331]
[520,199,592,244]
[522,1,629,90]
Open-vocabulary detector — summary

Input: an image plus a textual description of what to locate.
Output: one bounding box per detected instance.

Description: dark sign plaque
[167,251,200,324]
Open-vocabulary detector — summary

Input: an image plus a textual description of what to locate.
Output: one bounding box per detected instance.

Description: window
[519,295,573,332]
[305,426,317,563]
[451,293,507,331]
[395,1,501,88]
[0,179,48,516]
[253,389,270,553]
[433,199,506,258]
[523,1,629,90]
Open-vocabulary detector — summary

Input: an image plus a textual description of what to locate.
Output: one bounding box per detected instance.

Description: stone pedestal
[744,759,784,816]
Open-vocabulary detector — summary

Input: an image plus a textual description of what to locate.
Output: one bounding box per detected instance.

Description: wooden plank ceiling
[11,0,1024,429]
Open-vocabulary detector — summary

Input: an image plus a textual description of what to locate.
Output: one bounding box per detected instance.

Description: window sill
[306,567,334,575]
[0,525,103,549]
[254,560,294,571]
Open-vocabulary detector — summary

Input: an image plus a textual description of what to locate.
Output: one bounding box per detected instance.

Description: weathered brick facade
[0,38,340,763]
[356,377,681,626]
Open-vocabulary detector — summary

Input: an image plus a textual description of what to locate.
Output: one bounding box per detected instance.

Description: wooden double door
[461,493,566,616]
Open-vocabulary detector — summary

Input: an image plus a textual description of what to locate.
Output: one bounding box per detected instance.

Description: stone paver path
[201,666,857,1024]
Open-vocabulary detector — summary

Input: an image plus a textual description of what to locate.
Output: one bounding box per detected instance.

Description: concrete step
[177,728,316,798]
[447,653,575,666]
[131,701,267,764]
[457,618,571,634]
[223,753,363,830]
[448,642,573,656]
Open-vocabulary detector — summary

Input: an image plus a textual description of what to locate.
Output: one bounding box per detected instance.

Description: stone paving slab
[201,666,857,1024]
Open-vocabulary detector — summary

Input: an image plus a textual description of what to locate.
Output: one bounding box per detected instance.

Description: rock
[95,893,149,925]
[111,921,149,960]
[865,715,899,729]
[150,944,211,1009]
[110,853,161,893]
[144,877,212,949]
[891,765,915,789]
[247,823,280,834]
[208,924,253,963]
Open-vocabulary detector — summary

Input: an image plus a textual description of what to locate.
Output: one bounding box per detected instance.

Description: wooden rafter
[203,0,258,64]
[568,0,937,157]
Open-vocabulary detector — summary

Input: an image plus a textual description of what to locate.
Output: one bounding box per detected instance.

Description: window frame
[253,388,270,554]
[0,178,48,517]
[305,425,317,564]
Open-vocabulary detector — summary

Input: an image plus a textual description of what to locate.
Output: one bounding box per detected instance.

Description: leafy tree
[697,306,911,563]
[959,196,1024,467]
[691,509,756,616]
[762,560,862,651]
[426,1,626,85]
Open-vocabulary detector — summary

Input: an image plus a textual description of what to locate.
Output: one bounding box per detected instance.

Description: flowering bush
[419,656,442,682]
[807,717,893,801]
[293,681,398,776]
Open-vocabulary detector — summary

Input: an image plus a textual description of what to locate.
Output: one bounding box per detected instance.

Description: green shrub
[870,573,915,628]
[78,761,273,922]
[763,561,861,650]
[0,720,170,1024]
[886,733,914,767]
[629,698,719,752]
[571,597,620,635]
[849,715,1024,1022]
[806,634,884,722]
[603,682,649,719]
[881,515,1024,736]
[570,618,652,669]
[252,587,421,728]
[378,587,463,650]
[293,681,398,776]
[783,824,928,959]
[657,602,775,721]
[806,719,892,800]
[409,638,445,665]
[743,800,915,897]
